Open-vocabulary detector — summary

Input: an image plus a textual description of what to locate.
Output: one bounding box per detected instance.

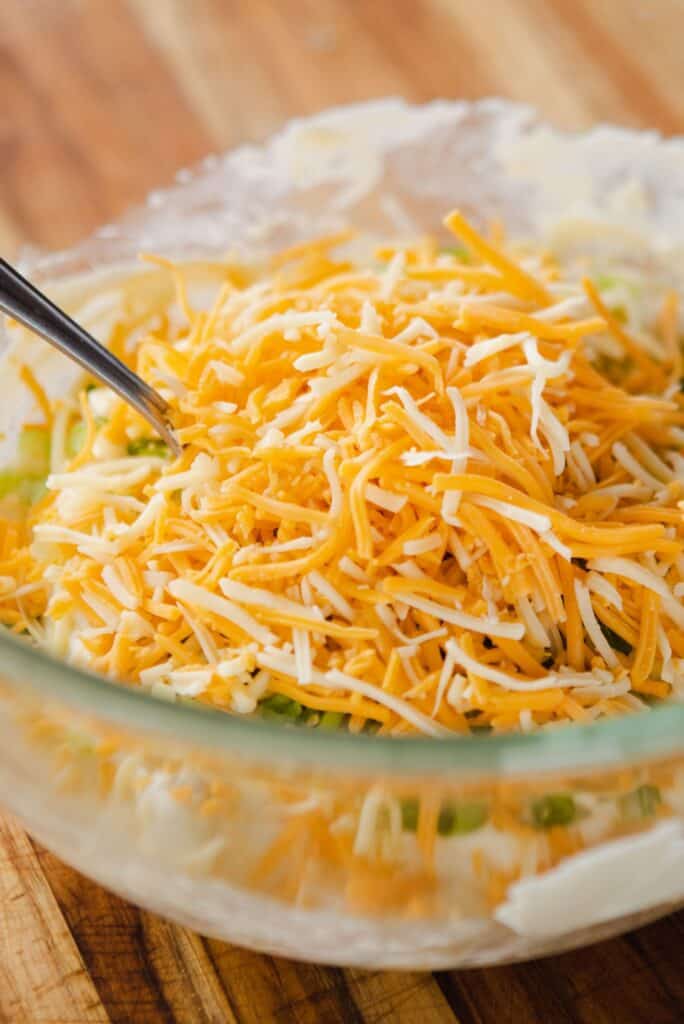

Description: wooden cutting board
[1,1,683,1020]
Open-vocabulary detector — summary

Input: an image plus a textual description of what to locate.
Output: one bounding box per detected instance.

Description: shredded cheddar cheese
[1,209,683,736]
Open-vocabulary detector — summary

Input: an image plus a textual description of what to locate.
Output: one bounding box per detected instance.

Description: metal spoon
[0,258,181,455]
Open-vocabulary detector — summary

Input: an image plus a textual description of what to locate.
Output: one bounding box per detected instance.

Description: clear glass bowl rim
[4,630,684,777]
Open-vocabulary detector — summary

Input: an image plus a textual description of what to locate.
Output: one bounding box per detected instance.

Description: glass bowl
[1,99,684,969]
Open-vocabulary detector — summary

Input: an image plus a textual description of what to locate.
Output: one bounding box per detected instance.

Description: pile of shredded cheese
[1,209,684,737]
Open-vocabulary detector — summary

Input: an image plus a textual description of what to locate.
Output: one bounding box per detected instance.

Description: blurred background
[2,0,683,255]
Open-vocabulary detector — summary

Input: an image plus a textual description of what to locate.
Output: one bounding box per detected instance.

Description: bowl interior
[3,98,684,775]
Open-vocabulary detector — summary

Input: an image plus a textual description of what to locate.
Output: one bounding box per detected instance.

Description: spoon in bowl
[0,258,181,455]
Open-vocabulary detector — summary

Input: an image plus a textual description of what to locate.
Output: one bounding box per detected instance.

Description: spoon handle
[0,259,181,454]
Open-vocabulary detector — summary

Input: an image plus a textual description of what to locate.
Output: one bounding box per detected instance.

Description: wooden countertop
[1,1,683,1020]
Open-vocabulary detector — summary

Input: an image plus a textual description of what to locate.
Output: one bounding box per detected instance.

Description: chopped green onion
[318,710,345,731]
[400,798,420,832]
[0,471,25,498]
[262,693,294,711]
[66,420,87,458]
[127,438,170,458]
[260,694,303,720]
[531,793,576,828]
[24,477,47,502]
[0,470,46,504]
[441,245,470,263]
[620,784,661,820]
[0,471,24,499]
[599,622,632,656]
[18,426,50,474]
[362,720,381,735]
[594,274,631,320]
[595,273,618,291]
[437,801,488,836]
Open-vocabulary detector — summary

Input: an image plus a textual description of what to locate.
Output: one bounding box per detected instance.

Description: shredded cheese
[1,208,681,736]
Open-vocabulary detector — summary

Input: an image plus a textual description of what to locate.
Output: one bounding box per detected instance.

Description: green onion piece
[620,784,661,820]
[440,245,471,263]
[594,274,630,318]
[469,723,492,735]
[596,273,618,288]
[595,273,620,292]
[23,477,47,503]
[18,426,50,474]
[400,798,420,832]
[0,470,46,504]
[260,694,303,720]
[599,621,632,655]
[318,710,345,730]
[66,420,87,458]
[262,693,293,711]
[437,801,488,836]
[531,793,576,828]
[362,720,381,735]
[127,438,170,457]
[0,470,25,498]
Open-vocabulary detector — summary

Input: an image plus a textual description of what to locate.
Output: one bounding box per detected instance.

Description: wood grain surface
[1,1,683,1021]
